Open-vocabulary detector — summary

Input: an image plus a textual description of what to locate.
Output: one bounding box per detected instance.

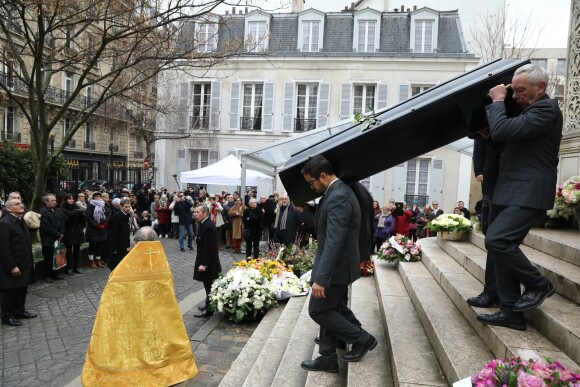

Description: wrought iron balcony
[83,141,96,150]
[404,194,430,208]
[66,139,76,148]
[1,131,21,142]
[109,144,119,152]
[134,151,144,159]
[191,116,210,130]
[240,117,262,131]
[294,118,317,132]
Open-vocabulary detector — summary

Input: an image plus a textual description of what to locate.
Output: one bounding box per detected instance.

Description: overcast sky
[218,0,571,48]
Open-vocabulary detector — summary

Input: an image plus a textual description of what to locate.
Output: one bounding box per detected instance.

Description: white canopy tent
[180,154,273,187]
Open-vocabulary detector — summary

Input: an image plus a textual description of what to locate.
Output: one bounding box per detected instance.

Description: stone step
[398,260,493,383]
[218,305,285,387]
[241,296,307,387]
[374,259,447,387]
[420,238,580,370]
[462,233,580,304]
[525,228,580,267]
[271,294,318,387]
[347,276,393,387]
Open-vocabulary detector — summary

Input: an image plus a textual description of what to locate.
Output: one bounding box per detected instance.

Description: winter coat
[171,199,193,225]
[374,213,394,239]
[393,210,412,236]
[59,204,86,246]
[242,207,263,239]
[229,203,247,239]
[155,205,171,225]
[40,206,64,247]
[0,215,34,289]
[193,218,221,282]
[85,201,110,243]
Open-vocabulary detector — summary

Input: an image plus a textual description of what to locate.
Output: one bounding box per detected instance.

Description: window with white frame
[84,122,94,149]
[64,72,73,99]
[295,83,318,131]
[357,21,376,52]
[301,21,320,52]
[2,51,15,89]
[192,83,211,129]
[86,84,93,106]
[4,106,14,135]
[411,83,435,96]
[557,59,566,75]
[198,23,217,52]
[406,159,430,196]
[190,150,218,170]
[531,59,547,69]
[241,83,263,130]
[414,20,434,53]
[135,135,142,152]
[247,21,268,53]
[353,84,376,115]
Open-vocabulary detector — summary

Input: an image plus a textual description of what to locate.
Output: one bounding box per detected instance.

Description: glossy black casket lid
[279,58,529,204]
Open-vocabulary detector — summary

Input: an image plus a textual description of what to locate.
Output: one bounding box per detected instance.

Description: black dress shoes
[476,310,527,331]
[16,311,37,319]
[2,317,23,326]
[198,305,207,312]
[314,336,347,350]
[343,333,377,362]
[513,282,555,312]
[300,356,339,373]
[45,277,54,284]
[194,310,213,318]
[467,292,500,308]
[65,270,75,276]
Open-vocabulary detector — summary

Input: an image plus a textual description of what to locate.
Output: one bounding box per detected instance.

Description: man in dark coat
[300,155,376,373]
[0,198,37,326]
[40,194,65,282]
[107,198,132,271]
[476,64,562,331]
[170,193,194,252]
[193,205,222,318]
[272,194,300,246]
[348,181,374,263]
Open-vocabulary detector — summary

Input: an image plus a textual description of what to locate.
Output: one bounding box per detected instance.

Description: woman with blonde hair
[228,197,246,254]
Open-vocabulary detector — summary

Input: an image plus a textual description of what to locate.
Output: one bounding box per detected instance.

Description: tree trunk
[31,165,48,212]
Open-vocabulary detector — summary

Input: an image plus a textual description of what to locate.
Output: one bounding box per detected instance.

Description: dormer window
[245,11,271,53]
[410,7,439,54]
[298,9,325,52]
[353,9,381,53]
[198,23,217,52]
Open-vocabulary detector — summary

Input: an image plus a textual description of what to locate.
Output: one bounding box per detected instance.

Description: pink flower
[529,362,551,378]
[472,366,495,386]
[518,370,546,387]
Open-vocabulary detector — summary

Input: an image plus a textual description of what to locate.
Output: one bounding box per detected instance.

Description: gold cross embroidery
[143,247,160,270]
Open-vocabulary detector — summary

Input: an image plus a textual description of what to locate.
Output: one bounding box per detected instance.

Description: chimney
[401,5,404,12]
[225,10,229,15]
[245,7,248,14]
[291,0,304,13]
[394,8,398,12]
[407,8,410,11]
[351,2,355,10]
[239,10,243,14]
[232,6,236,14]
[413,5,417,10]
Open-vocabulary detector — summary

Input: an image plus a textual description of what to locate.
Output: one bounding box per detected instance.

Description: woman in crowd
[242,198,263,259]
[229,197,246,254]
[208,195,224,246]
[85,192,110,269]
[170,194,180,239]
[59,194,86,275]
[374,203,394,252]
[76,192,87,211]
[155,196,171,238]
[408,202,420,242]
[392,201,412,237]
[138,210,152,228]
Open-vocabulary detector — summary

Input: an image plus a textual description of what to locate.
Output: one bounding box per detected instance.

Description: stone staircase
[218,228,580,386]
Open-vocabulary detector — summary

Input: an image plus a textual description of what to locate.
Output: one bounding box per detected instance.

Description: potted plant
[425,213,473,241]
[375,234,422,263]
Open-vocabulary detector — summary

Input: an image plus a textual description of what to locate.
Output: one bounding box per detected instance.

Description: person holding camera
[155,197,171,238]
[392,201,412,237]
[170,193,194,252]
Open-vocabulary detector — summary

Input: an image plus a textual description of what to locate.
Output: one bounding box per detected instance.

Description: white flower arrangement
[425,213,473,233]
[271,271,311,300]
[209,268,277,322]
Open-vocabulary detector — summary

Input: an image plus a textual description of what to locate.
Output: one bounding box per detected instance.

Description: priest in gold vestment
[82,228,198,386]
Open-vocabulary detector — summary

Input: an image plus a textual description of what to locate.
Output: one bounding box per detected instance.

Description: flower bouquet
[276,240,317,277]
[471,356,580,387]
[209,268,277,323]
[360,260,375,276]
[270,271,311,300]
[546,195,575,220]
[425,213,473,233]
[233,258,292,279]
[559,176,580,208]
[376,234,422,263]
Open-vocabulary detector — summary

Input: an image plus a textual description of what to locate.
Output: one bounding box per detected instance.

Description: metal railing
[83,141,96,150]
[240,116,262,131]
[294,118,317,132]
[1,131,21,142]
[404,194,429,208]
[134,151,143,159]
[191,116,210,130]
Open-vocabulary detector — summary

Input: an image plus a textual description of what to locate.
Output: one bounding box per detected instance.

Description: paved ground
[0,238,258,387]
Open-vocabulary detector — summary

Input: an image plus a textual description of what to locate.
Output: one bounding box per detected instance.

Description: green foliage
[0,142,67,203]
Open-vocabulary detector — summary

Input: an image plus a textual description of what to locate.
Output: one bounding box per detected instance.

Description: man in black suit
[0,199,37,326]
[107,198,132,271]
[40,194,65,282]
[476,64,562,331]
[300,155,376,373]
[193,204,222,318]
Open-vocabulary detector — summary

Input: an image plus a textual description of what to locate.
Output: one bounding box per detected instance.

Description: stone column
[560,0,580,179]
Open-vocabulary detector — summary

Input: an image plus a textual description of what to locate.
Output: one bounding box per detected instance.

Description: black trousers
[245,236,260,259]
[482,196,497,297]
[485,205,547,308]
[308,284,363,357]
[42,245,59,277]
[203,280,213,308]
[1,287,27,320]
[65,244,81,271]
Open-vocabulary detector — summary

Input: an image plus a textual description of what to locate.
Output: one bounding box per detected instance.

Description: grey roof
[323,15,354,53]
[269,15,298,52]
[438,13,465,53]
[380,14,410,53]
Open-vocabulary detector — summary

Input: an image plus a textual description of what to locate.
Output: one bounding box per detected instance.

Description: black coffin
[279,58,529,204]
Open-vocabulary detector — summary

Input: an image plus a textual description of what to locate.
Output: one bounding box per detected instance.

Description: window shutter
[179,82,189,129]
[317,82,330,128]
[209,81,221,131]
[229,82,240,130]
[377,84,388,109]
[209,150,219,164]
[399,84,409,102]
[339,83,351,119]
[392,163,407,202]
[282,82,294,132]
[430,158,444,207]
[261,82,275,132]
